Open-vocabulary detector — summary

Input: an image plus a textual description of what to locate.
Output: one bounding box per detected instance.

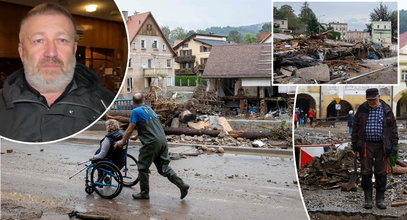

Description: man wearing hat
[351,88,398,209]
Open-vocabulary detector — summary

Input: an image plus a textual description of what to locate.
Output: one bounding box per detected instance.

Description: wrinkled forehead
[19,12,76,41]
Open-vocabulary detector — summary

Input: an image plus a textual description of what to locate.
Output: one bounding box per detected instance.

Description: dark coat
[0,63,114,142]
[101,130,127,169]
[351,100,398,155]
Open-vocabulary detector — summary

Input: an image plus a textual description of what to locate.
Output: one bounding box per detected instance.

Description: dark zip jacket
[101,130,127,169]
[0,63,114,142]
[351,100,398,155]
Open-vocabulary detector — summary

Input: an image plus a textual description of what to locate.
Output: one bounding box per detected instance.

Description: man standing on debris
[115,93,190,200]
[351,88,398,209]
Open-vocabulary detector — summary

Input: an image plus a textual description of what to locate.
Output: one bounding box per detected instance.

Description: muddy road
[1,139,308,220]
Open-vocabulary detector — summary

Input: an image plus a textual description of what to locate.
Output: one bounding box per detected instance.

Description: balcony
[143,68,169,77]
[175,68,195,75]
[175,55,196,63]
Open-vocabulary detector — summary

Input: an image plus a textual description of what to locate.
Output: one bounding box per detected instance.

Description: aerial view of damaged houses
[273,2,398,85]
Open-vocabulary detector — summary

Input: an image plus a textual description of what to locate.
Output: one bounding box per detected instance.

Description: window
[182,62,191,68]
[141,40,146,49]
[128,58,132,67]
[163,44,166,50]
[403,71,407,81]
[181,50,190,56]
[148,59,152,68]
[166,77,173,86]
[152,40,158,49]
[147,24,152,31]
[384,25,386,29]
[184,43,189,48]
[167,59,171,67]
[377,25,380,28]
[131,42,136,49]
[126,77,133,92]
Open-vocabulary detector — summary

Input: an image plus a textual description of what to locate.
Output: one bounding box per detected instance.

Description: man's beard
[23,56,76,93]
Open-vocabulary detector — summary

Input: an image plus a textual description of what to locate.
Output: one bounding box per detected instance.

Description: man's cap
[366,88,379,100]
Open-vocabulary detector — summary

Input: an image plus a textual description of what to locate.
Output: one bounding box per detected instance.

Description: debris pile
[273,33,396,84]
[299,147,356,189]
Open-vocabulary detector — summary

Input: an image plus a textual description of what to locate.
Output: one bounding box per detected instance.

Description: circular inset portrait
[0,0,128,142]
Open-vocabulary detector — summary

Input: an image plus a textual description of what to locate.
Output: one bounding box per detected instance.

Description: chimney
[122,11,128,21]
[134,11,139,15]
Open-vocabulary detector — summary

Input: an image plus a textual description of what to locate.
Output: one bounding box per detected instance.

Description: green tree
[400,10,407,34]
[307,13,319,34]
[259,23,271,33]
[274,5,301,32]
[299,2,315,24]
[243,33,257,43]
[227,30,243,43]
[170,27,188,41]
[370,3,391,21]
[196,29,206,34]
[161,26,171,40]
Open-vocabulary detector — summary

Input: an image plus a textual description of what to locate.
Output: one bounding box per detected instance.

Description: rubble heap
[273,32,396,84]
[299,147,356,189]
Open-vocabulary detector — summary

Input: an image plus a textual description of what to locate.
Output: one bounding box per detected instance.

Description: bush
[175,76,197,86]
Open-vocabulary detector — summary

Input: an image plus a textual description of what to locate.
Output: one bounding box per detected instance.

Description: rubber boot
[363,188,373,209]
[376,190,387,209]
[168,174,190,199]
[132,172,150,199]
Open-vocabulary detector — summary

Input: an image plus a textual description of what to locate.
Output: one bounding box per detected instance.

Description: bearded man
[0,3,114,142]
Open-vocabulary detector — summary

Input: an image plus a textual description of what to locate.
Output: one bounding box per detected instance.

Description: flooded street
[1,140,308,220]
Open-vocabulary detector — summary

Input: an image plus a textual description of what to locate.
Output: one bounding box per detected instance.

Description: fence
[111,98,134,110]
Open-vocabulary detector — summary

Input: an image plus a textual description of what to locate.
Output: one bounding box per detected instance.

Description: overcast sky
[274,1,397,31]
[114,0,271,30]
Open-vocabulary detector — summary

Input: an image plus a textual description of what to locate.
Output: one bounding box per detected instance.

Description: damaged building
[273,32,397,84]
[203,43,294,117]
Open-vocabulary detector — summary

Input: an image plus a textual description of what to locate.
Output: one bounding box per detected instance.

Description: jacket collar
[2,63,99,109]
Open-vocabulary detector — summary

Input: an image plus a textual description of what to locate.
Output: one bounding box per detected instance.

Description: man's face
[18,13,77,93]
[367,96,380,108]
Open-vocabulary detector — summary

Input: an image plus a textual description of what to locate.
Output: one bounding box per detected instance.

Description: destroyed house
[173,34,230,75]
[124,11,176,98]
[400,32,407,81]
[203,43,290,116]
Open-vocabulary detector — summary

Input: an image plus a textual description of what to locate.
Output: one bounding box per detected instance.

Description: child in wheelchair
[90,119,127,185]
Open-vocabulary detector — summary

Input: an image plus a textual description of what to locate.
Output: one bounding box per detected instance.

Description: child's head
[105,119,120,132]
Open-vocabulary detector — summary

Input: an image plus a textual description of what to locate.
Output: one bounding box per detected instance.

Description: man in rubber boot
[351,88,398,209]
[115,93,190,200]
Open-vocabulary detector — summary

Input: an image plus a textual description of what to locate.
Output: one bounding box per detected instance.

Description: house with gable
[173,33,230,75]
[124,11,176,98]
[202,43,292,117]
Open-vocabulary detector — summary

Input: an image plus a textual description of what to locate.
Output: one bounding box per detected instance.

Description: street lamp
[318,14,326,33]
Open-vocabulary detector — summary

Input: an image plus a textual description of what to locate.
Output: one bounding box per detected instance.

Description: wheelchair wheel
[121,154,139,187]
[90,161,123,199]
[85,185,94,194]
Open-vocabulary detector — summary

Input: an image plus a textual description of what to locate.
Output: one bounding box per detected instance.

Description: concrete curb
[67,136,293,157]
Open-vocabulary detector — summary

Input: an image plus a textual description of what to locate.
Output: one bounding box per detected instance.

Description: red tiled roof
[400,32,407,48]
[126,12,150,43]
[126,12,176,56]
[258,32,271,43]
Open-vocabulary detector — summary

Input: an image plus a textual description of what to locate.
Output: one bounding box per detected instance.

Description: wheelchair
[70,154,139,199]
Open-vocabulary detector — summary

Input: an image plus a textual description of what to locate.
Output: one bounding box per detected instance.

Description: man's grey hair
[105,119,120,132]
[19,2,77,41]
